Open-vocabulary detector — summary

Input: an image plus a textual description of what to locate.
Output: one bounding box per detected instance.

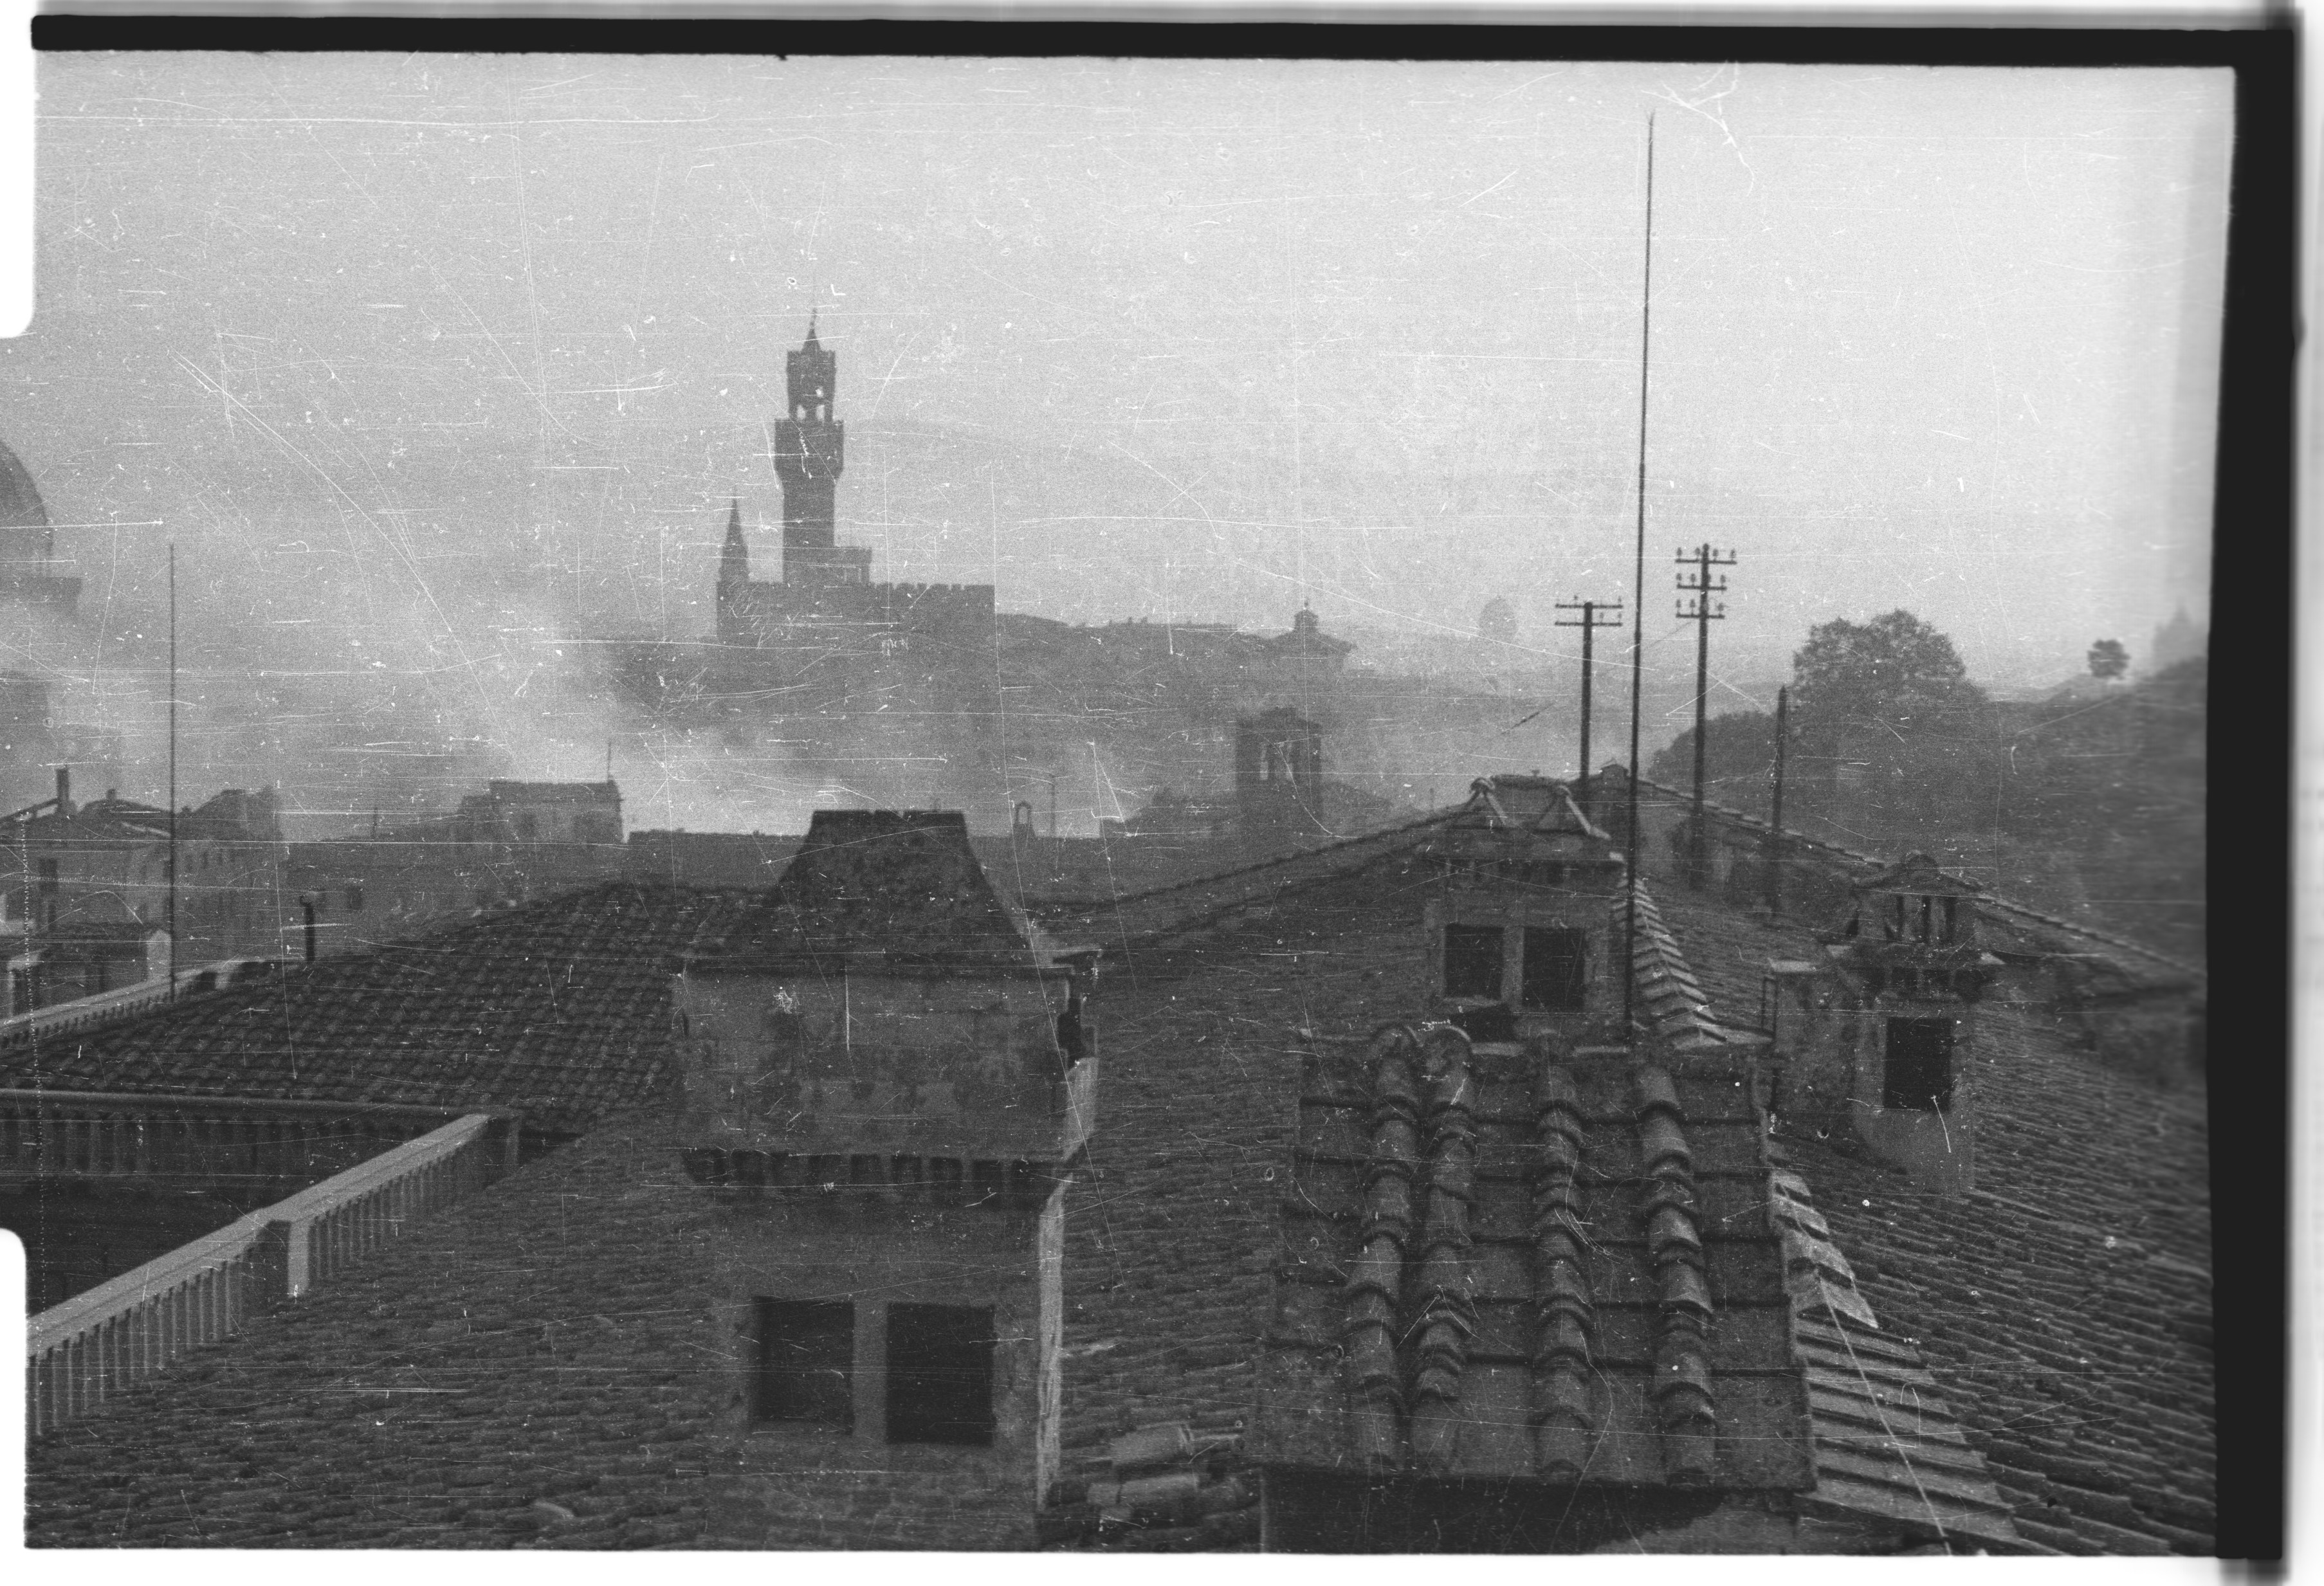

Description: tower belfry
[773,319,863,585]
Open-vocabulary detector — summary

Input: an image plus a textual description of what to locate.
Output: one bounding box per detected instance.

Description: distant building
[713,322,1000,687]
[454,780,623,845]
[286,779,630,954]
[612,324,1362,830]
[6,919,172,1014]
[2150,605,2206,672]
[0,437,82,616]
[0,770,284,969]
[1100,704,1401,859]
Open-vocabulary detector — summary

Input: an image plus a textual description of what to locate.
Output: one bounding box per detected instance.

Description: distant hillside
[1650,658,2205,963]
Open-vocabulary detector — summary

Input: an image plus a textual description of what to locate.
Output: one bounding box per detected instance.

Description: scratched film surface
[3,55,2217,1555]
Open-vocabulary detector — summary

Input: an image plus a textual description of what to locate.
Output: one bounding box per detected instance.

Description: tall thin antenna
[167,542,178,992]
[1768,684,1789,918]
[1624,114,1656,1038]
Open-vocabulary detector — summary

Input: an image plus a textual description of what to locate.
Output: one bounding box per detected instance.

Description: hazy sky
[0,53,2229,800]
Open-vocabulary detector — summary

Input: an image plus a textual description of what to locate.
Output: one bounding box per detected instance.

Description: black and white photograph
[0,30,2267,1558]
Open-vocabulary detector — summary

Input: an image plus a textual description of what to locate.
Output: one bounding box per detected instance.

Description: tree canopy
[1477,597,1516,644]
[1791,610,1980,727]
[2088,638,2130,680]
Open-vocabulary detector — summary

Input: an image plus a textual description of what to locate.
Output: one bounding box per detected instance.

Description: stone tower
[717,498,749,598]
[771,318,860,585]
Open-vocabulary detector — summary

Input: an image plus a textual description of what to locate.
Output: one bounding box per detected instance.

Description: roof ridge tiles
[1631,1062,1719,1483]
[1408,1028,1481,1473]
[1529,1055,1599,1480]
[1343,1025,1423,1470]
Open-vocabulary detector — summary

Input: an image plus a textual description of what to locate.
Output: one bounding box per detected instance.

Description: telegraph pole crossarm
[1553,597,1624,804]
[1674,543,1737,888]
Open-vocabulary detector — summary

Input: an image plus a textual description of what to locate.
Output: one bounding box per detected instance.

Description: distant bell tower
[717,499,749,594]
[772,316,857,585]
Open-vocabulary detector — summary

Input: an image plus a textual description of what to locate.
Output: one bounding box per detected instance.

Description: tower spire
[717,497,749,594]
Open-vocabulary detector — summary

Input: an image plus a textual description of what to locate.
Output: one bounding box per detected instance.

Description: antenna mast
[1624,115,1656,1037]
[167,542,178,992]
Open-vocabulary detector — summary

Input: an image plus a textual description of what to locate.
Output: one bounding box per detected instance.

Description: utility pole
[1553,597,1624,802]
[1768,684,1788,917]
[1675,543,1735,889]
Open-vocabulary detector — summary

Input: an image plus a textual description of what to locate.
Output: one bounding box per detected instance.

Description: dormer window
[1443,924,1504,999]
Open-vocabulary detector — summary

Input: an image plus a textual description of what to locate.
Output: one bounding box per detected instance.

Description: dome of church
[0,437,49,532]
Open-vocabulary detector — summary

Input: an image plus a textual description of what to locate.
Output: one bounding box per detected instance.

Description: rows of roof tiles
[0,883,751,1136]
[23,1107,1037,1550]
[1624,886,1734,1052]
[1768,1169,2026,1551]
[1256,1026,1807,1491]
[1647,883,2215,1553]
[17,803,2208,1554]
[1035,810,1456,951]
[699,810,1033,964]
[1589,880,2034,1551]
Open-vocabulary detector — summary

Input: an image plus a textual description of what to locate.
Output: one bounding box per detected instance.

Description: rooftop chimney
[53,767,71,816]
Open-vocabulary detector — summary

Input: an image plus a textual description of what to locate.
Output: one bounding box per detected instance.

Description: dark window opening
[346,886,364,914]
[1883,1018,1955,1112]
[755,1299,855,1427]
[885,1303,994,1446]
[1942,896,1958,943]
[37,859,57,895]
[1520,927,1589,1012]
[1443,924,1504,999]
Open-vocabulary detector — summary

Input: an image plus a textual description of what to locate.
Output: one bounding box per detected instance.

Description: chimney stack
[53,767,71,816]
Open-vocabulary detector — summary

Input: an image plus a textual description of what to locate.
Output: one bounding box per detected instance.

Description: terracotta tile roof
[1624,887,1734,1053]
[0,882,750,1136]
[1644,882,2215,1553]
[1767,1167,2027,1551]
[15,820,2206,1554]
[1254,1026,1809,1491]
[1034,808,1454,949]
[700,809,1032,965]
[1631,773,2201,989]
